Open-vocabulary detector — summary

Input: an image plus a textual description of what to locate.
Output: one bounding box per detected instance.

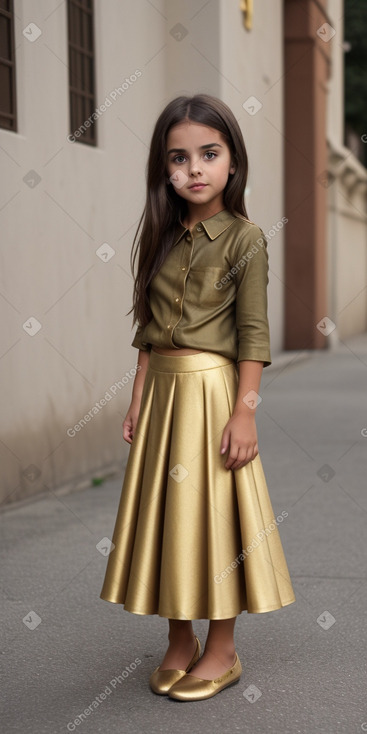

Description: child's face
[166,121,235,209]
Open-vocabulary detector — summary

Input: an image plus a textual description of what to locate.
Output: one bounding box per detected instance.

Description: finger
[224,445,240,470]
[226,457,239,470]
[234,446,258,470]
[232,444,252,470]
[122,421,133,443]
[220,428,230,455]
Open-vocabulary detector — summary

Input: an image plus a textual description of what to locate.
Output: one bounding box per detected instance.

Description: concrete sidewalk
[1,333,367,734]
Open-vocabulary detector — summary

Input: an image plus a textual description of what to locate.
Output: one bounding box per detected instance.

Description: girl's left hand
[220,412,259,470]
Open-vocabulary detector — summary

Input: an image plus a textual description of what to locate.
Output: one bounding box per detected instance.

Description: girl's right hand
[122,349,150,443]
[122,403,141,444]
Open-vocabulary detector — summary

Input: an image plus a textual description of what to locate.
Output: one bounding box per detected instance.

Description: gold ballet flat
[149,636,201,695]
[168,652,242,701]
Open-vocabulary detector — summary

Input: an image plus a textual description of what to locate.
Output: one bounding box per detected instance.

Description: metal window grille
[0,0,17,131]
[67,0,97,145]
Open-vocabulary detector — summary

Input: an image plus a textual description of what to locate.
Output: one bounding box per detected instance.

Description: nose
[188,155,202,176]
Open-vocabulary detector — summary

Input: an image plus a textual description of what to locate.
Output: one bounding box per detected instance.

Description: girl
[100,93,296,702]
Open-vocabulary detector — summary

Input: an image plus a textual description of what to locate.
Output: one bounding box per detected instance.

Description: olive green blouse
[131,209,272,367]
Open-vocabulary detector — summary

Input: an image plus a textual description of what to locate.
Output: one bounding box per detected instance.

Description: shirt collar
[172,209,239,247]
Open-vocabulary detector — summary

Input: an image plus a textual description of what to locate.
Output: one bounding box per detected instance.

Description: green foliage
[344,0,367,161]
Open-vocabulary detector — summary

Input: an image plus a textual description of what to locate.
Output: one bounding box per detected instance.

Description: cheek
[166,158,179,172]
[215,163,232,183]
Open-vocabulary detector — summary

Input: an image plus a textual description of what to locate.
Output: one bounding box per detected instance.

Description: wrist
[232,403,257,419]
[131,391,143,405]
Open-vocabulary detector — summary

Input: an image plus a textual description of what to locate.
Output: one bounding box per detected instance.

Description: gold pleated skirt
[99,350,296,619]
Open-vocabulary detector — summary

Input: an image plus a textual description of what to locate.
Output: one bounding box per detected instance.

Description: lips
[188,183,207,189]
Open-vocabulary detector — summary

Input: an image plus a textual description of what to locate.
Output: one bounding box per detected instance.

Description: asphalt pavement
[1,332,367,734]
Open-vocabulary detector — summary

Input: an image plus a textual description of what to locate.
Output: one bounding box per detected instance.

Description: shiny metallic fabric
[100,350,296,619]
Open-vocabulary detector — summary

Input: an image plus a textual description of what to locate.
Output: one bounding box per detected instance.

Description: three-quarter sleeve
[131,323,150,351]
[233,227,272,367]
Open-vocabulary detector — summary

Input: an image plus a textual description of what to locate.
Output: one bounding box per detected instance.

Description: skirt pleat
[100,350,296,619]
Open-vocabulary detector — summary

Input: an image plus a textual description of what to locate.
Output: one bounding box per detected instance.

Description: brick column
[284,0,332,349]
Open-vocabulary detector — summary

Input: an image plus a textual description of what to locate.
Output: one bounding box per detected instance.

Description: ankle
[204,643,236,663]
[168,625,196,646]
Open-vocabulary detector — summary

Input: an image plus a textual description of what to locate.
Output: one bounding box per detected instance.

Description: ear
[229,163,236,175]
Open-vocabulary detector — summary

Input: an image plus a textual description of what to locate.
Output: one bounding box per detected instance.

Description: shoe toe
[149,636,202,695]
[149,667,186,695]
[169,654,242,701]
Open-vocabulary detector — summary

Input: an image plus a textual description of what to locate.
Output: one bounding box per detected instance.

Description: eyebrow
[167,143,223,155]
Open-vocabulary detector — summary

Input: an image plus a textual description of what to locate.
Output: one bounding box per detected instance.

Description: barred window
[0,0,17,131]
[67,0,97,145]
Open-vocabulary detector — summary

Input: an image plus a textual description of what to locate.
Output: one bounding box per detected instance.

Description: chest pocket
[185,267,231,308]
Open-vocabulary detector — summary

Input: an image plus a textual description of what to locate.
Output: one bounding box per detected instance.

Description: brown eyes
[171,151,218,164]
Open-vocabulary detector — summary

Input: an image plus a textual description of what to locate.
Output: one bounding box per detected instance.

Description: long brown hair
[130,94,249,326]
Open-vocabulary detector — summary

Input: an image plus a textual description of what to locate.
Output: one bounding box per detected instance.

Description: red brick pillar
[284,0,332,349]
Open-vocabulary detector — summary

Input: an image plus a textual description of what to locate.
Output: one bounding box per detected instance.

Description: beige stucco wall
[0,0,287,507]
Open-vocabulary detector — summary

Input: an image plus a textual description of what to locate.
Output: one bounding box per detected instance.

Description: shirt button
[167,324,172,329]
[174,297,180,302]
[196,225,203,231]
[181,266,186,271]
[185,235,192,242]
